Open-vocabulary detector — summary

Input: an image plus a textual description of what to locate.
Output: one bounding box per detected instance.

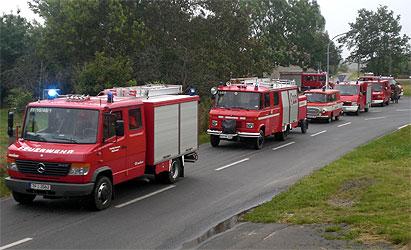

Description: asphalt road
[1,97,410,250]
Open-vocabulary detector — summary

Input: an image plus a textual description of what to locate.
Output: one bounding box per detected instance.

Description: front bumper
[342,106,359,113]
[207,129,260,138]
[5,177,94,197]
[372,100,383,104]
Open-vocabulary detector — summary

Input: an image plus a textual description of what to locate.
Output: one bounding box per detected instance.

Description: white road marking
[337,122,352,127]
[272,142,295,151]
[370,110,382,113]
[0,238,33,250]
[364,117,386,121]
[115,185,176,208]
[215,158,250,171]
[310,130,327,137]
[397,109,411,112]
[397,124,411,130]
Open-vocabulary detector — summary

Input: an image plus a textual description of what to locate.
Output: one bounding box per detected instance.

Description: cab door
[100,109,127,184]
[125,106,146,181]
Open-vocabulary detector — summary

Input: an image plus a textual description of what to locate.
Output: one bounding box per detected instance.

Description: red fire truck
[305,88,343,122]
[334,81,372,115]
[207,78,308,149]
[360,75,403,100]
[280,72,331,90]
[6,85,199,210]
[368,80,391,106]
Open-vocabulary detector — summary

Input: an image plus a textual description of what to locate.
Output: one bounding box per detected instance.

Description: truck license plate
[30,183,51,191]
[307,115,315,118]
[220,134,233,139]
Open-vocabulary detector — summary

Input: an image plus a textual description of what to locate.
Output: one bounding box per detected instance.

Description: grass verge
[397,79,411,97]
[241,126,411,246]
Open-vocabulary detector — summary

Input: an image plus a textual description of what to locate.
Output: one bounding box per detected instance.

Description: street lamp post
[326,32,348,89]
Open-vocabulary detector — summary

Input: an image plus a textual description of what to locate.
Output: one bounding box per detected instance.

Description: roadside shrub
[7,88,34,108]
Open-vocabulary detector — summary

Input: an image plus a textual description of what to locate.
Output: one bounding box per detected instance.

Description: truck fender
[91,166,113,183]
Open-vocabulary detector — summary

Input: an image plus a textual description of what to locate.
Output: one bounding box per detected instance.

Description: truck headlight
[246,122,254,128]
[68,163,90,176]
[352,102,357,106]
[322,109,326,114]
[211,120,218,126]
[7,158,18,171]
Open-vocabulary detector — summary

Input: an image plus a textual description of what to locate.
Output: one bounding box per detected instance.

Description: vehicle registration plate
[307,115,315,118]
[220,134,233,139]
[30,183,51,191]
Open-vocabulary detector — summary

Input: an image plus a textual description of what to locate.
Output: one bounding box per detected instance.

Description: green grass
[241,126,411,246]
[397,79,411,97]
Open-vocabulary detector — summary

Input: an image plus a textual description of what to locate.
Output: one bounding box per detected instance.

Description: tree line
[1,1,409,107]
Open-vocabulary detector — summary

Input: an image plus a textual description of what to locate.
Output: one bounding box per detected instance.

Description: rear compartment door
[154,104,179,163]
[180,101,198,153]
[281,91,290,130]
[288,89,298,123]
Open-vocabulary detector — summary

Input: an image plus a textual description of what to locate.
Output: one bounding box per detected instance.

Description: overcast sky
[2,0,410,59]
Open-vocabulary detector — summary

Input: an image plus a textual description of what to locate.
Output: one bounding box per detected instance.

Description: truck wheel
[160,159,181,184]
[355,108,360,116]
[12,191,36,205]
[386,100,389,106]
[364,106,369,112]
[275,127,289,141]
[210,135,220,147]
[380,102,384,107]
[300,119,308,134]
[335,114,340,120]
[91,176,112,210]
[254,130,265,150]
[327,114,333,123]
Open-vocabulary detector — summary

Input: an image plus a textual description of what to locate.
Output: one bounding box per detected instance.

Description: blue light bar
[48,89,58,98]
[190,88,195,96]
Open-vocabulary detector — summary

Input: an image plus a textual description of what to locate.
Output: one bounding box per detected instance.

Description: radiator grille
[16,159,71,177]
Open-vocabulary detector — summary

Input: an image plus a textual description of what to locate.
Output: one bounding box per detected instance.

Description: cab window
[264,93,271,108]
[128,108,142,130]
[103,110,123,140]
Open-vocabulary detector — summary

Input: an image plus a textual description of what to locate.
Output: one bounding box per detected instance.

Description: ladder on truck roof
[229,77,296,89]
[102,85,182,98]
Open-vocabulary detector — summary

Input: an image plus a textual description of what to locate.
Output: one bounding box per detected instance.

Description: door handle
[122,145,127,149]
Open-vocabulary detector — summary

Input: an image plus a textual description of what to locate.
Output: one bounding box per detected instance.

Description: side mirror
[8,111,14,137]
[115,120,124,137]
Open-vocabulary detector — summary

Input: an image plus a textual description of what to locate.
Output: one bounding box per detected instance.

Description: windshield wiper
[52,136,78,143]
[25,133,47,142]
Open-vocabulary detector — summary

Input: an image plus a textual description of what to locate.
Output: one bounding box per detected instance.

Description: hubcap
[98,183,109,205]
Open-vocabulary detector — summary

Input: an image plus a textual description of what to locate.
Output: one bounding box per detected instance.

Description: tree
[340,5,410,76]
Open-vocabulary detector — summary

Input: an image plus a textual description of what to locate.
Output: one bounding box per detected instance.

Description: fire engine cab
[305,88,343,122]
[369,80,391,106]
[6,85,199,210]
[334,81,372,115]
[207,78,308,149]
[280,72,331,90]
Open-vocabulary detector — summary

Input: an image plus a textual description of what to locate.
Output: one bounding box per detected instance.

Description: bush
[7,88,34,108]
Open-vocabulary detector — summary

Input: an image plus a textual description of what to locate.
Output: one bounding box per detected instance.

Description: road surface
[1,97,410,249]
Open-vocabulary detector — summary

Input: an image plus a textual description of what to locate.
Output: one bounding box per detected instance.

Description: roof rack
[229,77,296,89]
[102,85,182,98]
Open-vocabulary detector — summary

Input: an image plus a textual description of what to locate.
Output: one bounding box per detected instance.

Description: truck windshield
[372,82,383,92]
[215,91,261,110]
[334,85,359,96]
[306,93,327,103]
[22,107,99,144]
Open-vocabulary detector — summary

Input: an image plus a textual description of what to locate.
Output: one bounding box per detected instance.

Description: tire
[364,106,369,112]
[91,176,113,211]
[159,159,181,184]
[210,135,220,147]
[335,114,340,120]
[380,102,384,107]
[355,108,360,116]
[254,130,265,150]
[300,119,308,134]
[275,127,289,141]
[327,114,333,123]
[386,100,389,106]
[12,191,36,205]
